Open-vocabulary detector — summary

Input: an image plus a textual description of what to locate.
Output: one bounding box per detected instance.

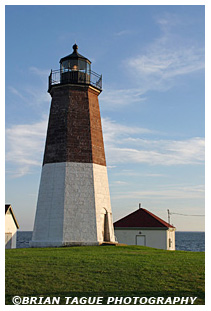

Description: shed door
[5,233,12,249]
[136,235,146,246]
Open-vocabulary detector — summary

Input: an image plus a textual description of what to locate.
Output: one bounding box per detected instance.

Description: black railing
[48,69,102,92]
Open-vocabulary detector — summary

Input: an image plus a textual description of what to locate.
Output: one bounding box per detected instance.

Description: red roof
[114,208,175,229]
[5,204,19,229]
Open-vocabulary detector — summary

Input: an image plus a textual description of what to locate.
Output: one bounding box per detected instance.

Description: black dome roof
[60,44,91,64]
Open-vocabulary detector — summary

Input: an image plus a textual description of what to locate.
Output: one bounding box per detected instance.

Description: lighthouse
[31,44,116,247]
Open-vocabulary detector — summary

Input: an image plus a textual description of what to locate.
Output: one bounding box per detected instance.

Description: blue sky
[5,4,205,231]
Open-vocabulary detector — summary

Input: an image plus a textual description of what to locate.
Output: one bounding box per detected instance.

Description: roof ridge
[114,208,175,228]
[114,208,141,224]
[5,204,19,229]
[141,208,174,228]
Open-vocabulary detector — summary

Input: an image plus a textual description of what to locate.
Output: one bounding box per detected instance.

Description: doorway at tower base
[30,162,116,248]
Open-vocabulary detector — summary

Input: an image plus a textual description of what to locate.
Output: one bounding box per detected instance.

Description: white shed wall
[166,229,176,250]
[5,212,17,248]
[114,228,175,250]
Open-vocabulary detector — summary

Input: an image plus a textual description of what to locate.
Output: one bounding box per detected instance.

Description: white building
[5,204,19,249]
[114,208,175,250]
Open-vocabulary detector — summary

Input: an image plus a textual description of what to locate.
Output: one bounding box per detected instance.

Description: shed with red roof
[114,208,175,250]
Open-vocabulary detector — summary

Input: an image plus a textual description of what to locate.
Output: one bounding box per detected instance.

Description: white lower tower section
[30,162,115,247]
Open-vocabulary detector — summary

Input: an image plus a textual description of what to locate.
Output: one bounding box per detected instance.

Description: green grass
[5,245,205,305]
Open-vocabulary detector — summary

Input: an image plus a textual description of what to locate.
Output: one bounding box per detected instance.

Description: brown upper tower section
[43,45,106,167]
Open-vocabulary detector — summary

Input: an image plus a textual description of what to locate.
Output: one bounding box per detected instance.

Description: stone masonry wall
[31,161,116,246]
[43,84,106,166]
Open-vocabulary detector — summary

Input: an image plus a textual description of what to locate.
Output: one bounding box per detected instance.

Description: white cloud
[102,118,204,166]
[114,30,131,36]
[128,46,204,82]
[107,165,117,169]
[102,117,153,143]
[100,88,147,109]
[29,66,49,77]
[107,139,204,166]
[8,66,50,109]
[123,12,204,94]
[5,117,204,178]
[8,86,29,103]
[155,12,185,33]
[5,116,48,177]
[101,14,204,109]
[144,173,165,177]
[113,184,205,200]
[112,181,128,185]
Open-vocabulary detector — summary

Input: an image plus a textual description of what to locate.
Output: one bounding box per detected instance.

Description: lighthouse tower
[31,44,116,247]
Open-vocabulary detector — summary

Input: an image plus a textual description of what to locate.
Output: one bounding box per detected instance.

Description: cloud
[112,181,128,185]
[155,11,185,33]
[102,118,153,143]
[101,13,204,109]
[102,118,204,166]
[112,184,205,200]
[100,88,147,109]
[106,138,204,166]
[123,12,204,94]
[8,66,50,109]
[29,66,50,77]
[5,116,48,177]
[127,46,204,82]
[5,117,204,178]
[114,30,131,36]
[8,86,27,102]
[144,173,165,177]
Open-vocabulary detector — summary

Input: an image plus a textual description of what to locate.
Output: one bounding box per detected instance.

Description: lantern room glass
[61,59,91,75]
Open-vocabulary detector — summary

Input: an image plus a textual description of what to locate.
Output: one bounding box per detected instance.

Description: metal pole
[167,209,170,224]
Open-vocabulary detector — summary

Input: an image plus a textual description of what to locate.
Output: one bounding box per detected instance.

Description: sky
[4,4,205,231]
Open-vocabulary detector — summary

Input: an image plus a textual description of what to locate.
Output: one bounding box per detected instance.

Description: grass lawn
[5,245,205,305]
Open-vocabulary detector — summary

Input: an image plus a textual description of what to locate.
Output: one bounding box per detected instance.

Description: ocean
[16,231,205,252]
[175,231,205,252]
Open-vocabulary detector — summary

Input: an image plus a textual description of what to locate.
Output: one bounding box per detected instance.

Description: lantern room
[59,43,91,85]
[60,44,91,74]
[48,44,102,92]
